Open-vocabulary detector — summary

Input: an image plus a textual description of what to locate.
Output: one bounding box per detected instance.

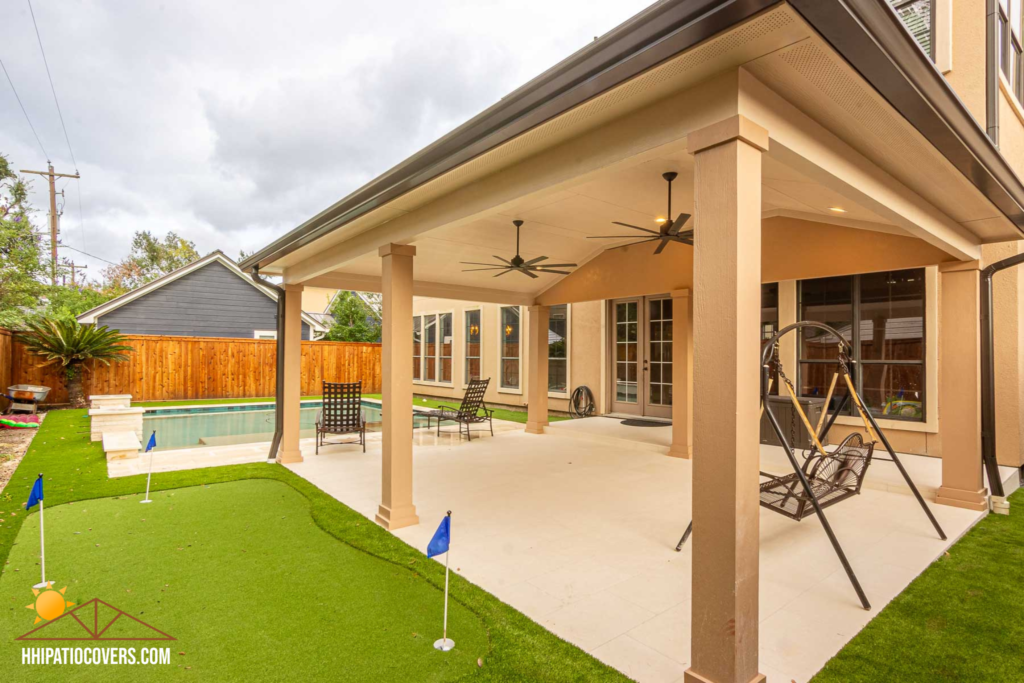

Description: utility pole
[61,258,87,287]
[21,164,80,285]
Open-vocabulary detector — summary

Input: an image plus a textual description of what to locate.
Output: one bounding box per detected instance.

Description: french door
[609,296,673,418]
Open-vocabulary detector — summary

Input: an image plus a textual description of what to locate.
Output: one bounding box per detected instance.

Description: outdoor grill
[6,385,51,414]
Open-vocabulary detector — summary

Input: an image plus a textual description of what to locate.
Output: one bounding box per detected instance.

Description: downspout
[251,266,286,463]
[987,0,1000,145]
[979,253,1024,511]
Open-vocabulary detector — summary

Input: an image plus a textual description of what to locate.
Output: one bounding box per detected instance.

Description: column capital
[939,259,982,273]
[379,243,417,258]
[283,283,305,293]
[687,115,769,155]
[670,288,692,300]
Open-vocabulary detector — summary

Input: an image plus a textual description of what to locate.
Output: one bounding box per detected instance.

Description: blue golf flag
[26,475,43,510]
[427,513,451,558]
[146,432,156,452]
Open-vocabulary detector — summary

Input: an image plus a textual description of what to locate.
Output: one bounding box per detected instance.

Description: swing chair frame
[676,321,947,611]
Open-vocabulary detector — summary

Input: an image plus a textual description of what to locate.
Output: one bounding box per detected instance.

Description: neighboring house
[77,251,327,339]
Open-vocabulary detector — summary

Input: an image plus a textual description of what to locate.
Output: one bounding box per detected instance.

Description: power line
[27,0,77,171]
[74,178,85,245]
[0,55,49,161]
[60,243,116,265]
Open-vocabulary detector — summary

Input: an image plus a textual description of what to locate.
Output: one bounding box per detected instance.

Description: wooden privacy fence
[7,333,382,405]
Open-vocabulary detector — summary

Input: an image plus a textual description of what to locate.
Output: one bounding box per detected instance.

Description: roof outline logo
[18,597,176,642]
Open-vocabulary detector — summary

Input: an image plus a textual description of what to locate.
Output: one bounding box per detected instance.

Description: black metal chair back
[457,378,490,419]
[321,381,362,432]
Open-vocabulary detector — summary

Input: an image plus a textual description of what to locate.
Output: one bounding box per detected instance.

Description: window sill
[413,380,454,388]
[832,415,936,434]
[547,392,569,400]
[498,387,523,396]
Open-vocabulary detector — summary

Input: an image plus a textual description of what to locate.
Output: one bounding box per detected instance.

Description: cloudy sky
[1,0,653,281]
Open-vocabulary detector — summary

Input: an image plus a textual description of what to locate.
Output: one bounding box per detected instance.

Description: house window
[412,312,454,384]
[798,269,925,421]
[761,283,779,395]
[412,318,422,381]
[889,0,935,60]
[548,305,568,394]
[439,312,453,383]
[500,306,521,390]
[465,310,482,383]
[253,330,277,340]
[993,0,1024,104]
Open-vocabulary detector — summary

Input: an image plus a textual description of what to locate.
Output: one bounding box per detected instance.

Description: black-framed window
[889,0,935,61]
[798,269,926,422]
[465,309,481,383]
[761,283,780,395]
[548,305,568,394]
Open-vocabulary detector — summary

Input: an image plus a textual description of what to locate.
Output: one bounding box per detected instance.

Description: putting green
[0,480,487,681]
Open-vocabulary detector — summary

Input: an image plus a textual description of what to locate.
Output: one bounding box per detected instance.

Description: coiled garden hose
[569,385,595,419]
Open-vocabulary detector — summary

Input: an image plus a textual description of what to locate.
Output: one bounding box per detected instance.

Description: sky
[1,0,654,283]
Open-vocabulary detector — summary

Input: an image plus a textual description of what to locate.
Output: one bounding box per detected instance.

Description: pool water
[142,400,430,451]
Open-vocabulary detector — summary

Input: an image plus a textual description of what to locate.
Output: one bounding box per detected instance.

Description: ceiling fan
[461,220,577,279]
[588,171,693,254]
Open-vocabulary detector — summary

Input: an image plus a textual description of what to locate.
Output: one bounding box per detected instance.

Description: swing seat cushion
[759,433,874,521]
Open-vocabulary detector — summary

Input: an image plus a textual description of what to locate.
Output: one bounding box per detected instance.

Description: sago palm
[20,319,132,408]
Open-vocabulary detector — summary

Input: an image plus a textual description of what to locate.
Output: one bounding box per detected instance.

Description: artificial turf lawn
[2,480,488,681]
[811,486,1024,682]
[0,410,629,682]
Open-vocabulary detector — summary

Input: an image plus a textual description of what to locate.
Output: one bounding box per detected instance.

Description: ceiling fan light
[655,217,667,223]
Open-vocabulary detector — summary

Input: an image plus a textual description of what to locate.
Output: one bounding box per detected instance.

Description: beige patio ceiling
[262,4,1015,304]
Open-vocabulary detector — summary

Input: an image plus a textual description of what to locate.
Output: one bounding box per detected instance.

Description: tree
[20,319,132,408]
[323,291,381,342]
[0,154,48,327]
[41,284,111,323]
[101,230,200,295]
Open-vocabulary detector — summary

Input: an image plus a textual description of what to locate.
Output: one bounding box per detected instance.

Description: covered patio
[284,426,1015,683]
[241,3,1024,682]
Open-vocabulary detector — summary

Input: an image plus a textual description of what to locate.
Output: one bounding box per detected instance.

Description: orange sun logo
[26,583,74,624]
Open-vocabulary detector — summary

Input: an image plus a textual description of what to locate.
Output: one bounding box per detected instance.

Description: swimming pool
[142,400,431,451]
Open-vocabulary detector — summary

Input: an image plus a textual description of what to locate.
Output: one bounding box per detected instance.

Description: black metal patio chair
[316,380,366,454]
[425,378,494,441]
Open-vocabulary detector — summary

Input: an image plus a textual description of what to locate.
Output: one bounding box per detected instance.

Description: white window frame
[547,304,571,399]
[463,307,483,389]
[413,310,455,387]
[497,305,523,395]
[254,330,277,340]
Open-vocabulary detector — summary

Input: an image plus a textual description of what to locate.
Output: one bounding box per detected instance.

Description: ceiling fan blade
[522,255,548,266]
[607,237,660,251]
[461,261,503,267]
[492,255,515,266]
[533,269,572,275]
[667,213,691,235]
[463,267,511,272]
[493,269,514,277]
[653,239,668,255]
[517,268,539,279]
[588,235,661,239]
[611,222,660,235]
[677,229,694,240]
[535,263,578,268]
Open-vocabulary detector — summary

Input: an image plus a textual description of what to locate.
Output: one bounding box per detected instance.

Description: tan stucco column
[526,304,550,434]
[668,289,693,458]
[278,283,305,464]
[375,244,419,530]
[936,261,988,511]
[685,115,767,683]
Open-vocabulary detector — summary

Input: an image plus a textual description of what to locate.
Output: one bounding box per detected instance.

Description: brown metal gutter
[242,0,1024,273]
[788,0,1024,232]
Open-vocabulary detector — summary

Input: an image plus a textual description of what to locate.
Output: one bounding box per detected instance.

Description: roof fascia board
[787,0,1024,234]
[239,0,781,271]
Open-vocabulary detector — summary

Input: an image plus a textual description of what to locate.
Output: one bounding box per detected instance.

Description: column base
[276,449,303,465]
[684,669,765,683]
[667,444,693,459]
[525,421,547,435]
[376,504,419,530]
[936,486,987,511]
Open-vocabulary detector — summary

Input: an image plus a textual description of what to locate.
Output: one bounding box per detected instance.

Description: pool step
[102,430,142,462]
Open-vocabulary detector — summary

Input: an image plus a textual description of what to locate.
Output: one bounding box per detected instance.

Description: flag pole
[433,510,454,652]
[141,430,155,504]
[33,474,48,589]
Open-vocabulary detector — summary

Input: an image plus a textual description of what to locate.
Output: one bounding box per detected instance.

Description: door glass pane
[440,313,453,383]
[501,306,521,389]
[860,363,924,420]
[465,310,481,382]
[548,304,568,393]
[648,298,672,406]
[799,276,853,362]
[424,315,437,381]
[412,317,422,381]
[615,301,638,404]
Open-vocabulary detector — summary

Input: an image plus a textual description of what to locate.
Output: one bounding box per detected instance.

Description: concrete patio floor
[285,420,1019,683]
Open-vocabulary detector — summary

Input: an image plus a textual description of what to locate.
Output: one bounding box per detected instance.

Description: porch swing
[676,322,948,611]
